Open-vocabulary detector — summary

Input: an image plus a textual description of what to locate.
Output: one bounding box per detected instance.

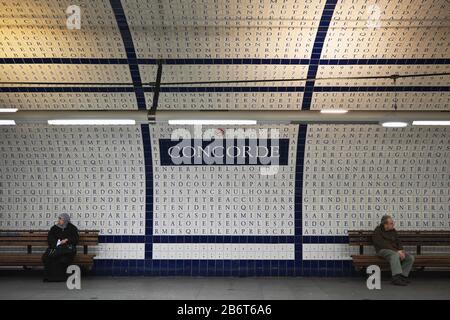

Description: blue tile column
[110,0,147,110]
[141,124,153,275]
[294,124,308,276]
[301,0,337,110]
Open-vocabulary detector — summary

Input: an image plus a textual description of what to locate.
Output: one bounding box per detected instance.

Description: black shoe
[391,275,408,286]
[399,275,411,283]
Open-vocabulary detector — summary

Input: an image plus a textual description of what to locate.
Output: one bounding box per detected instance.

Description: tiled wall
[0,125,146,236]
[0,124,449,276]
[302,125,450,263]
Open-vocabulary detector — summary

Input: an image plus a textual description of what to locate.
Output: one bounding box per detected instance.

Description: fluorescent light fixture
[0,108,18,113]
[0,120,16,125]
[412,120,450,126]
[48,119,136,125]
[168,120,257,125]
[320,109,348,114]
[381,122,408,128]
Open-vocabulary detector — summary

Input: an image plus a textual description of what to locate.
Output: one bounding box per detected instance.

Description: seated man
[372,215,414,286]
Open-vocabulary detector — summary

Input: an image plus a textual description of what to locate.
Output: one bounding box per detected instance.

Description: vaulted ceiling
[0,0,449,111]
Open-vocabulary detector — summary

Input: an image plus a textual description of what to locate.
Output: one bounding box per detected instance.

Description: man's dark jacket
[372,224,403,253]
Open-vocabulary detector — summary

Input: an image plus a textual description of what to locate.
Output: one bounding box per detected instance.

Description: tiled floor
[0,273,449,300]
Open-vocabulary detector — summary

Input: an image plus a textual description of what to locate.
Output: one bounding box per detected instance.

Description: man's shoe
[391,275,408,286]
[399,275,411,283]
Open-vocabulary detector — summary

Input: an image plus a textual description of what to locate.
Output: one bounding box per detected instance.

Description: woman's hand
[60,239,69,245]
[398,250,406,260]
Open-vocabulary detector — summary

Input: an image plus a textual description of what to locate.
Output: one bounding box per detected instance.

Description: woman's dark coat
[42,223,79,282]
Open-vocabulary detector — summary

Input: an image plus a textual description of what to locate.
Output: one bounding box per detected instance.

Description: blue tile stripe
[0,87,135,93]
[152,236,295,243]
[302,0,338,110]
[141,124,153,259]
[314,86,450,92]
[319,58,450,65]
[91,259,355,277]
[110,0,146,110]
[302,236,349,244]
[158,87,305,92]
[92,259,299,277]
[98,236,145,243]
[2,58,448,65]
[157,58,450,65]
[147,59,311,65]
[1,86,447,93]
[0,58,129,64]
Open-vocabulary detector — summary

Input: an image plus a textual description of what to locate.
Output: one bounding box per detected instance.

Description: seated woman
[42,213,79,282]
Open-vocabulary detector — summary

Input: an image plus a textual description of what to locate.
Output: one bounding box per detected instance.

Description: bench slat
[0,241,98,246]
[348,230,450,247]
[0,230,99,247]
[0,230,99,233]
[0,254,95,266]
[0,240,98,244]
[351,255,450,269]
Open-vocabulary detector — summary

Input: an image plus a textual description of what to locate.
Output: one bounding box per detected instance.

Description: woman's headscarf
[57,213,71,229]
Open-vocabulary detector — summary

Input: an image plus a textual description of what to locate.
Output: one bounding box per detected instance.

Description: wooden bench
[0,230,99,269]
[349,230,450,271]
